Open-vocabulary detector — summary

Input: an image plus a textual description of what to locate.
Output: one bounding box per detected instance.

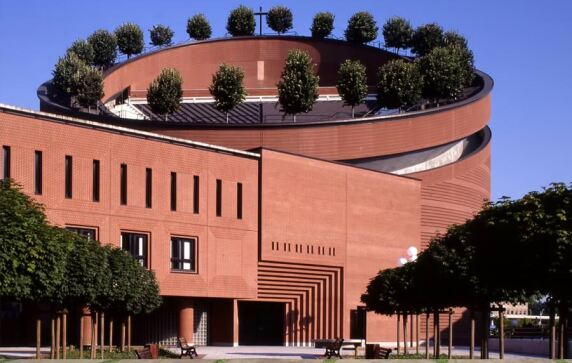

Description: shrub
[115,23,144,59]
[376,59,423,110]
[345,11,378,44]
[411,23,444,56]
[311,12,335,39]
[226,5,256,36]
[75,66,104,108]
[209,64,247,122]
[87,29,117,68]
[336,60,368,117]
[417,46,466,103]
[66,39,95,65]
[149,24,174,47]
[146,68,183,120]
[267,6,293,34]
[382,17,413,53]
[277,49,320,121]
[52,53,86,97]
[187,14,212,41]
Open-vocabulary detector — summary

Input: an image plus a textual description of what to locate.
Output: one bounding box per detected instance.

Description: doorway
[238,301,284,345]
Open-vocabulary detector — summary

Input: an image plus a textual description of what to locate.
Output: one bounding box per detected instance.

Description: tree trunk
[433,311,440,357]
[416,314,419,354]
[403,313,408,355]
[481,307,489,359]
[549,304,556,359]
[558,302,565,359]
[100,312,105,359]
[56,314,61,359]
[91,312,97,360]
[62,311,67,359]
[109,318,114,352]
[121,318,126,352]
[79,311,84,358]
[470,310,475,359]
[499,306,504,359]
[36,317,42,359]
[226,112,229,123]
[351,106,355,118]
[563,302,570,359]
[396,313,401,355]
[425,312,429,359]
[127,314,132,352]
[448,309,453,359]
[410,313,414,348]
[50,316,55,359]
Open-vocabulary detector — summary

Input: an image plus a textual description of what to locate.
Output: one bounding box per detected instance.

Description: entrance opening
[239,301,284,346]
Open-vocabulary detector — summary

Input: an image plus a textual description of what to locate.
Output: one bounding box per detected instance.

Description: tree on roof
[187,14,212,41]
[149,24,174,47]
[376,59,423,111]
[115,23,144,59]
[209,64,247,123]
[226,5,256,36]
[310,12,335,39]
[336,59,368,118]
[345,11,378,44]
[417,45,466,104]
[277,49,320,122]
[267,6,293,34]
[87,29,117,69]
[382,17,413,54]
[410,23,444,57]
[66,39,95,65]
[147,68,183,121]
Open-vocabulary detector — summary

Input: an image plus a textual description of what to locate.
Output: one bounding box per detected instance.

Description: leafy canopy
[149,24,174,47]
[209,64,247,117]
[187,14,212,41]
[277,49,320,116]
[345,11,378,44]
[417,45,467,102]
[411,23,444,56]
[115,23,144,59]
[88,29,117,68]
[66,39,95,65]
[226,5,256,36]
[336,59,368,115]
[147,68,183,118]
[310,12,335,39]
[382,17,413,53]
[267,6,293,34]
[376,59,423,110]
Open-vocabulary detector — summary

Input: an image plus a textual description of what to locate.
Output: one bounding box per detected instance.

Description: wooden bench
[135,347,152,359]
[374,346,392,359]
[177,336,198,359]
[324,338,344,359]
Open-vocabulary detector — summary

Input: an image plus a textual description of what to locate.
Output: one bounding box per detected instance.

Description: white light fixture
[398,246,418,266]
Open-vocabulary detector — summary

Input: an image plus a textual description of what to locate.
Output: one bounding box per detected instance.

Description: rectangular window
[216,179,222,217]
[237,182,243,219]
[170,172,177,211]
[121,232,148,268]
[34,150,42,195]
[92,160,100,202]
[145,168,152,208]
[193,175,199,214]
[120,163,127,205]
[2,146,10,179]
[66,226,97,240]
[65,155,72,199]
[171,236,197,272]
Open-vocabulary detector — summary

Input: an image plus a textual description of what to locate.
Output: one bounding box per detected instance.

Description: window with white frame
[171,236,196,272]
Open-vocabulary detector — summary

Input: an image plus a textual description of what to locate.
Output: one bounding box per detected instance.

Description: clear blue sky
[1,0,571,200]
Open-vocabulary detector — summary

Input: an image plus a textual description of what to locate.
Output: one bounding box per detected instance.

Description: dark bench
[135,347,152,359]
[177,336,198,359]
[324,338,344,359]
[374,346,392,359]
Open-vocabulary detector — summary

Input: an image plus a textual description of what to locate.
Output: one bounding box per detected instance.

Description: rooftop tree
[444,31,475,86]
[344,11,378,44]
[187,14,212,41]
[267,6,293,34]
[382,17,413,54]
[417,46,466,104]
[52,53,87,98]
[66,39,95,65]
[411,23,444,57]
[149,24,174,47]
[277,49,320,122]
[226,5,256,36]
[147,68,183,120]
[336,59,368,118]
[87,29,117,69]
[75,66,104,109]
[310,12,335,39]
[376,59,423,111]
[209,64,247,123]
[115,23,144,59]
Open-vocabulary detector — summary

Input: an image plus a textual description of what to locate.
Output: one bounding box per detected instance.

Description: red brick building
[1,36,492,347]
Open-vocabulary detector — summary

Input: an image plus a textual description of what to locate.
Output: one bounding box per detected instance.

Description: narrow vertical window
[92,160,100,202]
[120,163,127,205]
[237,182,243,219]
[34,151,42,195]
[65,155,72,199]
[145,168,152,208]
[216,179,222,217]
[2,146,10,179]
[170,172,177,211]
[193,175,199,214]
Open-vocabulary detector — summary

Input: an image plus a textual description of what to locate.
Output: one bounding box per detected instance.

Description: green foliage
[417,46,467,102]
[149,24,174,47]
[411,23,444,56]
[87,29,117,68]
[277,49,320,117]
[444,30,468,48]
[66,39,95,65]
[115,23,144,59]
[187,14,212,41]
[382,17,413,53]
[443,31,475,86]
[344,11,378,44]
[310,12,335,39]
[376,59,423,110]
[209,64,247,121]
[336,59,368,116]
[52,53,103,107]
[75,66,104,108]
[147,68,183,119]
[226,5,256,36]
[267,6,293,34]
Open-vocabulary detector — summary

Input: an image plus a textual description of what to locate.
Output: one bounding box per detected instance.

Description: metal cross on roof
[254,6,268,36]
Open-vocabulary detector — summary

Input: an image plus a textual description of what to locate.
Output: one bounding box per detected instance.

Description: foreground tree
[345,11,378,44]
[115,23,144,59]
[87,29,117,68]
[66,39,95,65]
[187,14,212,41]
[310,12,335,39]
[277,49,320,122]
[376,59,423,110]
[226,5,256,36]
[336,59,368,117]
[147,68,183,120]
[149,24,174,47]
[411,23,444,57]
[417,46,466,104]
[209,64,247,123]
[382,17,413,54]
[267,6,293,34]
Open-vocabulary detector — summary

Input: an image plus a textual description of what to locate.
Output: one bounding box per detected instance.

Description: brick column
[179,299,194,343]
[233,299,239,346]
